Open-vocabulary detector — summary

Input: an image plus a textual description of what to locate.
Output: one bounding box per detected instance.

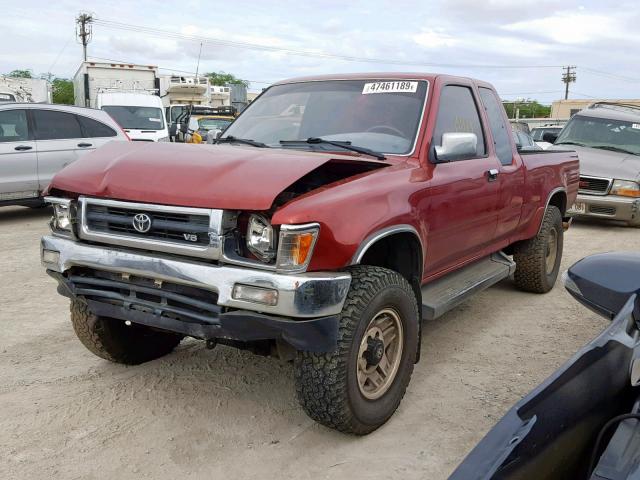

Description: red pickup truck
[41,73,579,434]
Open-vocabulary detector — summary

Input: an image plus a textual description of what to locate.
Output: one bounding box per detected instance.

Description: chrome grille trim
[578,175,612,196]
[78,196,223,260]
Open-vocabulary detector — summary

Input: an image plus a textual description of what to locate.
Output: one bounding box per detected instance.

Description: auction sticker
[362,81,418,94]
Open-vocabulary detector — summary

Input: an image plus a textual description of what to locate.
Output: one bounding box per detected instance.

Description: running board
[421,252,516,320]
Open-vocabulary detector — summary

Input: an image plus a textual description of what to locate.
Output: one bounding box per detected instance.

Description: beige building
[551,99,640,119]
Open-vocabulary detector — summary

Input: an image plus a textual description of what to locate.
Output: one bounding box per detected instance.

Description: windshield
[531,127,561,141]
[170,106,186,123]
[555,115,640,155]
[0,93,16,102]
[222,79,428,155]
[199,118,232,131]
[102,106,165,130]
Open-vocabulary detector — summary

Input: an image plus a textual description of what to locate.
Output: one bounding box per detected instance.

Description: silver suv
[0,103,128,207]
[553,102,640,227]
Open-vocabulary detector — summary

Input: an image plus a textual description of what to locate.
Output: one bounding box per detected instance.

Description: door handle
[487,169,499,182]
[14,145,32,151]
[77,142,93,148]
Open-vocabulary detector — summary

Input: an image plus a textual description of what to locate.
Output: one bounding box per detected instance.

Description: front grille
[79,197,223,260]
[85,204,210,246]
[579,176,611,195]
[589,205,617,216]
[68,268,220,324]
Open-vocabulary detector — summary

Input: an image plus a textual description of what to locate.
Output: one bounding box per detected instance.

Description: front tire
[513,206,563,293]
[70,300,182,365]
[294,266,419,435]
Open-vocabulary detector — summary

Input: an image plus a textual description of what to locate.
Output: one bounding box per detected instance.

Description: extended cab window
[33,109,82,140]
[479,87,513,165]
[0,109,29,142]
[77,115,117,138]
[432,85,486,161]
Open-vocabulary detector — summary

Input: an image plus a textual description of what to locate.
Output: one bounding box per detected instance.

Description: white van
[97,92,169,142]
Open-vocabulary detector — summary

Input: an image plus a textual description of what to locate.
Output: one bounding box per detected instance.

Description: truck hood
[49,141,385,210]
[554,144,640,181]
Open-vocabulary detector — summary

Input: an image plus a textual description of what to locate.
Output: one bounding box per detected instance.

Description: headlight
[611,179,640,198]
[247,214,276,262]
[45,197,75,236]
[276,224,319,272]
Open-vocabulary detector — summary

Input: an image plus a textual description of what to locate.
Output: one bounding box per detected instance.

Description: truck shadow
[0,205,51,224]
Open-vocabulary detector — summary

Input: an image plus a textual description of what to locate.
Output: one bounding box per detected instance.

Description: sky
[2,0,639,103]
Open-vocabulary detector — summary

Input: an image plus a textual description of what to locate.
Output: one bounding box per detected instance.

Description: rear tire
[513,206,563,293]
[294,266,419,435]
[70,300,182,365]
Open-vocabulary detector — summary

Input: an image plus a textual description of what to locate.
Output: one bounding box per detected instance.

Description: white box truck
[74,62,168,142]
[0,76,52,103]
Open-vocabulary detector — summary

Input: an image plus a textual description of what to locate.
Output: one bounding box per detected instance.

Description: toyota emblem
[132,213,152,233]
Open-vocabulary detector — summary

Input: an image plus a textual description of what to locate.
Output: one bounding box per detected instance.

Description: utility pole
[562,66,576,100]
[76,13,93,61]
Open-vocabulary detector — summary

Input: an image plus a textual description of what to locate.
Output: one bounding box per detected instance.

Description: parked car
[451,251,640,480]
[98,92,169,142]
[40,73,579,434]
[0,103,128,207]
[512,129,542,152]
[552,102,640,227]
[531,126,563,141]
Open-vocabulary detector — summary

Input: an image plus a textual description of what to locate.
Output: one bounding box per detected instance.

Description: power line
[87,56,275,86]
[580,67,640,84]
[92,17,564,70]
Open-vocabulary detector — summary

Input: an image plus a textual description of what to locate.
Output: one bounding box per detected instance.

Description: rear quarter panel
[515,150,579,240]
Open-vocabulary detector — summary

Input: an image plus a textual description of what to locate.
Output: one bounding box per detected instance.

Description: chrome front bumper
[41,236,351,318]
[569,194,640,225]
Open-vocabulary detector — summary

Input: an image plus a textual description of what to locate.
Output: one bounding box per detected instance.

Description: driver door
[424,84,501,275]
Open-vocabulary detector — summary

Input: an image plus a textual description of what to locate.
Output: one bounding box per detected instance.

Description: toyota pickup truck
[40,73,579,434]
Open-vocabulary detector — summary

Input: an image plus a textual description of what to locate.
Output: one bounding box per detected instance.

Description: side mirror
[564,252,640,320]
[543,132,558,143]
[433,132,477,163]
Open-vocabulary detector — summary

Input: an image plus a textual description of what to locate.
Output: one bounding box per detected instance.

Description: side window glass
[33,109,82,140]
[0,109,29,143]
[77,115,117,138]
[479,87,513,166]
[432,85,486,161]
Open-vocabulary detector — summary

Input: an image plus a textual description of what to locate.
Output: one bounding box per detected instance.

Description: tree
[52,78,74,105]
[205,71,249,88]
[502,100,551,119]
[6,69,32,78]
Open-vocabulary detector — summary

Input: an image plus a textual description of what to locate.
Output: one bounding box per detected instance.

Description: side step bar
[421,252,516,320]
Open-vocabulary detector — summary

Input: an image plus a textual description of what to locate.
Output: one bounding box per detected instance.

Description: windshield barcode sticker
[362,81,418,94]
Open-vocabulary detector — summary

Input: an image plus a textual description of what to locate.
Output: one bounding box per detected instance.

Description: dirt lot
[1,206,635,479]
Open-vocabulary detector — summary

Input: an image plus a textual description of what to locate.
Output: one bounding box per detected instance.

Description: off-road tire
[70,300,182,365]
[513,206,563,293]
[294,266,419,435]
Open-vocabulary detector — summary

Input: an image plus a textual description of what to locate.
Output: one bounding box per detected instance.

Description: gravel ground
[0,206,635,480]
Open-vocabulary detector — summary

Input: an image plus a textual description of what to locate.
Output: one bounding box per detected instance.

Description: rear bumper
[569,194,640,225]
[41,236,351,352]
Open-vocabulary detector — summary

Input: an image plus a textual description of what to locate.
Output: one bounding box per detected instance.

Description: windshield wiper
[279,137,386,160]
[216,136,268,148]
[590,145,639,156]
[555,141,587,147]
